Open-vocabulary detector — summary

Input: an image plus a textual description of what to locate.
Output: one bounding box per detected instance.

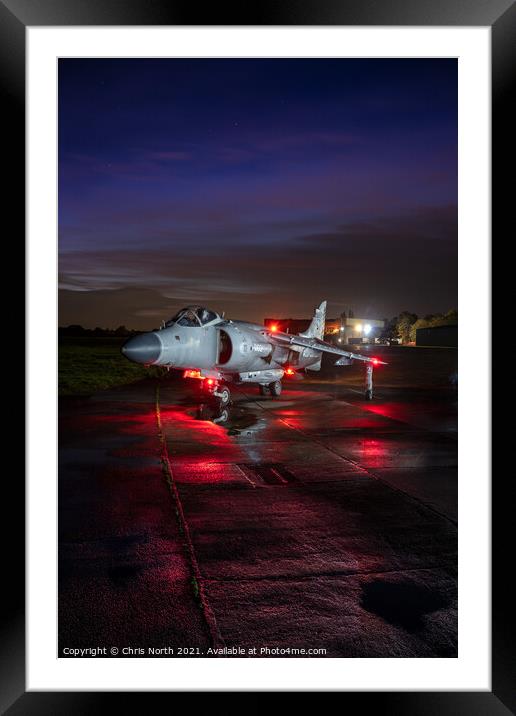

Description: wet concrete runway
[59,347,457,657]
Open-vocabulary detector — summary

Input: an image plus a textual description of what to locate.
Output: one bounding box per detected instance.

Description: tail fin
[300,300,327,339]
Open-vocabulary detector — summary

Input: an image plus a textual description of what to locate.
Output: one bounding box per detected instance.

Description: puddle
[109,563,144,586]
[190,402,264,437]
[361,578,449,632]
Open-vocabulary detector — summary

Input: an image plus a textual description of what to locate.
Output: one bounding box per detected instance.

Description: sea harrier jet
[122,301,385,405]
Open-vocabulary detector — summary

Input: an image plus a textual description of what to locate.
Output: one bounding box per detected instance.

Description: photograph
[57,57,459,659]
[1,0,507,703]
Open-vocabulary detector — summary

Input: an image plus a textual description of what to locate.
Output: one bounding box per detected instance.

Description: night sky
[58,59,457,329]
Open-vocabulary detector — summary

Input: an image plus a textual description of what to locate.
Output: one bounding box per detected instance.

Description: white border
[27,26,490,691]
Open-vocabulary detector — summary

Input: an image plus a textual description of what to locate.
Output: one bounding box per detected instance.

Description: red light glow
[206,378,215,386]
[270,324,278,332]
[183,370,203,379]
[371,358,379,366]
[285,367,295,376]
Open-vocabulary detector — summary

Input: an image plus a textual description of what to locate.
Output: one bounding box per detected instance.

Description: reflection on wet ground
[361,577,450,632]
[191,400,267,437]
[59,345,458,657]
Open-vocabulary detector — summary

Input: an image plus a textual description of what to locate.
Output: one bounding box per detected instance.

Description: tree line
[59,325,138,337]
[382,309,458,344]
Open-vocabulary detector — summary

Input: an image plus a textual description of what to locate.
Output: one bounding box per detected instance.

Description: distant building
[263,315,385,344]
[340,317,385,344]
[416,324,457,347]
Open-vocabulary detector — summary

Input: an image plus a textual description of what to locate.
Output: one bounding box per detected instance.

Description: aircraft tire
[269,380,282,397]
[218,386,231,405]
[365,389,373,401]
[259,384,270,396]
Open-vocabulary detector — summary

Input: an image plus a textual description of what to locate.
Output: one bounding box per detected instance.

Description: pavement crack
[155,383,225,650]
[203,564,456,584]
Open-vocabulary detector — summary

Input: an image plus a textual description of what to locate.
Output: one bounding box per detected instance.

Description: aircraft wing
[267,332,387,365]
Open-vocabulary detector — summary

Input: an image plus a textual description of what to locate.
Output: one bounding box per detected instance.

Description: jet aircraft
[122,301,385,404]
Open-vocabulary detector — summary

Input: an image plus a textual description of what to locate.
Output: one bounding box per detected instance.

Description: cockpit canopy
[165,306,220,328]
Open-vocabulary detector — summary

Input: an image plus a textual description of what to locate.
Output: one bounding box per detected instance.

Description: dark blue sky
[58,58,457,328]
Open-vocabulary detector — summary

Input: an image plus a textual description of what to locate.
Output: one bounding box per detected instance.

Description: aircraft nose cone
[121,332,162,364]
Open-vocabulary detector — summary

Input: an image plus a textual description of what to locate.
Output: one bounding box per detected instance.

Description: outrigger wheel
[365,364,374,401]
[269,380,282,397]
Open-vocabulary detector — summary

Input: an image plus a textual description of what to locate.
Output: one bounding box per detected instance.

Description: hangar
[416,324,458,347]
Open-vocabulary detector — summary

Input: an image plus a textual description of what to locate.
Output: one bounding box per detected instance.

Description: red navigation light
[371,358,379,366]
[285,367,295,376]
[206,378,215,386]
[270,324,278,332]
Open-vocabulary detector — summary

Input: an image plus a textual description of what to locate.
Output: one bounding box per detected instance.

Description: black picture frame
[4,0,512,709]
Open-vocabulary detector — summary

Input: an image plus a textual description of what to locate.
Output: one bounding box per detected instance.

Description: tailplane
[300,300,327,340]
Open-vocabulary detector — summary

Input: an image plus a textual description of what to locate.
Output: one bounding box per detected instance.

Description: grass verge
[59,336,162,396]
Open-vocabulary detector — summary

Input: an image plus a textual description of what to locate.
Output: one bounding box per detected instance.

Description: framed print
[3,0,513,708]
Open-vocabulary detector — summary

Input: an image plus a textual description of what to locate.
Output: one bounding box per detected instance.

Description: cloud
[59,204,457,328]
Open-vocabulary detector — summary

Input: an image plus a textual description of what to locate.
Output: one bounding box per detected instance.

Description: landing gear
[365,364,373,400]
[259,384,270,396]
[203,379,231,406]
[269,380,282,397]
[215,385,231,406]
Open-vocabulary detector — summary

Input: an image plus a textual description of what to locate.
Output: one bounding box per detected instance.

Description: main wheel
[269,380,282,397]
[365,389,373,401]
[217,385,231,406]
[259,384,270,396]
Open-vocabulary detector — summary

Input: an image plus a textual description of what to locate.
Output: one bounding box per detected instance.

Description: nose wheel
[203,379,231,406]
[216,385,231,406]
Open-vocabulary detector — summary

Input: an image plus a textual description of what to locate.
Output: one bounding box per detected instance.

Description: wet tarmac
[59,346,457,657]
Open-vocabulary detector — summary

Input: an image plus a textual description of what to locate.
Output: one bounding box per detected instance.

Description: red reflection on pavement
[362,402,409,422]
[358,438,388,460]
